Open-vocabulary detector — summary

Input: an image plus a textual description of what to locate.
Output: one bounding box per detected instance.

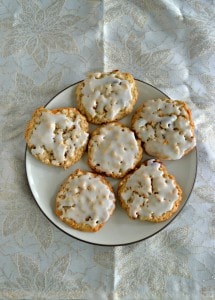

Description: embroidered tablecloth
[0,1,214,299]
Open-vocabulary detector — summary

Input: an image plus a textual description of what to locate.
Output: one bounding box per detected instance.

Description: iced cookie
[55,169,116,232]
[76,70,138,124]
[131,98,196,160]
[88,122,143,178]
[118,159,182,222]
[25,107,89,168]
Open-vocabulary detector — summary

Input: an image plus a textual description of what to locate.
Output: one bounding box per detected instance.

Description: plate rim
[24,79,198,247]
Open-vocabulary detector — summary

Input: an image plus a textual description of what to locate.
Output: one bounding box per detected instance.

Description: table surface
[0,1,214,299]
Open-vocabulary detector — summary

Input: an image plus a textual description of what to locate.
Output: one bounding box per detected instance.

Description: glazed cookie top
[56,170,116,228]
[88,122,142,178]
[25,107,89,167]
[131,98,196,160]
[77,70,137,123]
[119,159,182,219]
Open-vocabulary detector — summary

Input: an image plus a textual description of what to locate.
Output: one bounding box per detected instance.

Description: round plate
[25,80,197,246]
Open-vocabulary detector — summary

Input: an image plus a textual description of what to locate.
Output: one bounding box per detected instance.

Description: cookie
[131,98,196,160]
[118,159,182,222]
[88,122,143,178]
[25,107,89,168]
[55,169,116,232]
[76,70,138,124]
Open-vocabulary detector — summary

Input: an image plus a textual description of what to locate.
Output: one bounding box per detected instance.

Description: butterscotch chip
[25,106,89,168]
[131,98,196,160]
[118,159,182,222]
[55,169,116,232]
[76,70,138,124]
[88,122,143,178]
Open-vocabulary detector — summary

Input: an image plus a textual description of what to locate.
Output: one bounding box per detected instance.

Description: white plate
[25,80,197,246]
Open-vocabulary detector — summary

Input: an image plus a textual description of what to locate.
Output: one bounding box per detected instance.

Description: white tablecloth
[0,1,214,299]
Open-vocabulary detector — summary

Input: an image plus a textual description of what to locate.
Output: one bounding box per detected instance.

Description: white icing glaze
[58,172,115,227]
[89,123,140,176]
[30,110,89,165]
[81,72,133,120]
[121,159,180,219]
[133,99,196,159]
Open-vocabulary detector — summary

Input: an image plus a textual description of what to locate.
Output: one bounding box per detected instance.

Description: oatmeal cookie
[118,159,182,222]
[88,122,143,178]
[25,106,89,168]
[76,70,138,124]
[55,169,116,232]
[131,98,196,160]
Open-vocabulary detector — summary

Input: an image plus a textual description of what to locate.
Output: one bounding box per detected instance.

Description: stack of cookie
[25,70,196,232]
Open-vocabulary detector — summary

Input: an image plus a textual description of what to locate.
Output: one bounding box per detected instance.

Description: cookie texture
[76,70,138,124]
[118,159,182,222]
[55,169,116,232]
[25,107,89,168]
[131,98,196,160]
[88,122,143,178]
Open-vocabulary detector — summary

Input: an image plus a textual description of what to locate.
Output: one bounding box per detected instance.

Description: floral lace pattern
[0,0,215,298]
